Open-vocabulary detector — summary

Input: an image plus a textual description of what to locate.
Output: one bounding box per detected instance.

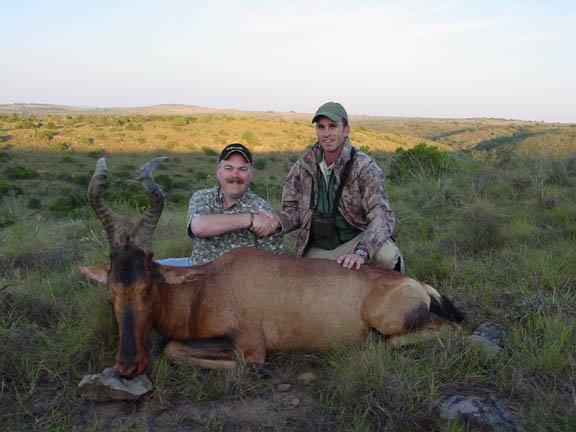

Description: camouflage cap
[312,102,348,123]
[219,143,253,164]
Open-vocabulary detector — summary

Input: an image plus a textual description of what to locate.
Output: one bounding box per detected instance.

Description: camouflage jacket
[278,138,396,260]
[187,187,284,265]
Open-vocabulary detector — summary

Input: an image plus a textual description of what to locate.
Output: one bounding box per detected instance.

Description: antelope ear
[156,265,210,285]
[78,265,109,285]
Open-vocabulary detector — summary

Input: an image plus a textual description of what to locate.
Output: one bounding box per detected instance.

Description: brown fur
[79,247,463,377]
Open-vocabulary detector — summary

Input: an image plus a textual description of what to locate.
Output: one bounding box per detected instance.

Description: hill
[2,103,574,157]
[1,103,574,215]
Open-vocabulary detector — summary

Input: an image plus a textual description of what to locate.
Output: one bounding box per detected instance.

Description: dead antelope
[79,157,464,378]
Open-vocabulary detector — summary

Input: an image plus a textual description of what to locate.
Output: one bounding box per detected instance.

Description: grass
[0,111,575,430]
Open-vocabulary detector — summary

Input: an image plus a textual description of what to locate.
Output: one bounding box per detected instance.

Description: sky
[1,0,575,123]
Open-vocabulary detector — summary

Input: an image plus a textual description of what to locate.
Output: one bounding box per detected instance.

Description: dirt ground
[76,384,318,431]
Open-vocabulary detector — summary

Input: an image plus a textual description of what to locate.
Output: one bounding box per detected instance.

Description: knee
[374,240,404,273]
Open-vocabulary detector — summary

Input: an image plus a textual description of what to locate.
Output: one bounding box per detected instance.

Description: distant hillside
[0,103,309,121]
[1,103,574,156]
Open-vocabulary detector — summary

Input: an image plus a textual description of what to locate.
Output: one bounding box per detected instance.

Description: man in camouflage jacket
[263,102,403,272]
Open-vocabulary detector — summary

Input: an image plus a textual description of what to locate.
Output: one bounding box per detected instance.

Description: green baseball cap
[312,102,348,123]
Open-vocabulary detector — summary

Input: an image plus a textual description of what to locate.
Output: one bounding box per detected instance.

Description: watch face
[355,249,368,257]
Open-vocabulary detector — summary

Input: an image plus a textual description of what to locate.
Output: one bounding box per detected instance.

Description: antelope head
[83,157,166,378]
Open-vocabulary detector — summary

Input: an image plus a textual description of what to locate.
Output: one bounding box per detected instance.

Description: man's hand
[251,210,280,237]
[336,253,366,270]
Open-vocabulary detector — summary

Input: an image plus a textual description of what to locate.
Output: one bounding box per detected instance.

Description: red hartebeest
[79,158,463,378]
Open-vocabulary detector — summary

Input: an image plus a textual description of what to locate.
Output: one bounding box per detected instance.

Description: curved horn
[132,157,167,250]
[87,158,124,246]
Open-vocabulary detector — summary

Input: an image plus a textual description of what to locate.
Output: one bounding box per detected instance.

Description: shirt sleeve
[355,161,395,258]
[278,161,305,234]
[187,189,215,229]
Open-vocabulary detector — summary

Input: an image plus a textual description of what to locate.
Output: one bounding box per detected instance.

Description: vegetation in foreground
[0,112,575,430]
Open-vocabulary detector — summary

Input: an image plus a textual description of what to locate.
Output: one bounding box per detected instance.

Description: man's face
[315,116,350,157]
[216,153,253,204]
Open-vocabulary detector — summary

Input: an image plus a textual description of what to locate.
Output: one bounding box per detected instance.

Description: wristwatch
[354,248,369,261]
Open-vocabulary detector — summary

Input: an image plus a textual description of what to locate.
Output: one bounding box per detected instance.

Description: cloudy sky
[1,0,574,122]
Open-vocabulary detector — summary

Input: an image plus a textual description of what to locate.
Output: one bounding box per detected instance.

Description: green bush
[48,191,88,216]
[359,145,373,155]
[103,182,148,209]
[16,119,35,129]
[53,142,71,151]
[87,149,106,158]
[0,181,23,197]
[125,123,143,131]
[169,193,189,206]
[38,130,57,140]
[72,174,90,187]
[254,159,266,170]
[28,197,42,209]
[155,174,179,192]
[171,117,189,127]
[195,172,209,181]
[242,131,261,146]
[201,147,217,157]
[389,143,459,181]
[4,165,38,180]
[0,151,11,162]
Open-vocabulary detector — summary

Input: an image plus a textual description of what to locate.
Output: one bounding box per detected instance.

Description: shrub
[156,134,168,140]
[242,131,261,146]
[389,143,459,181]
[16,119,35,129]
[28,197,42,209]
[79,137,95,145]
[48,191,88,216]
[169,193,189,206]
[201,147,217,157]
[125,123,143,131]
[0,181,23,197]
[87,149,106,158]
[195,172,209,181]
[155,174,179,192]
[171,117,189,127]
[0,151,11,162]
[4,165,38,180]
[38,130,57,140]
[446,199,505,254]
[72,174,90,187]
[254,159,266,170]
[359,145,373,155]
[53,142,71,151]
[103,182,148,209]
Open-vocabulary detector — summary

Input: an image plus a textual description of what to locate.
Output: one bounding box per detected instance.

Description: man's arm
[353,160,395,258]
[187,189,253,238]
[189,213,253,238]
[275,161,305,234]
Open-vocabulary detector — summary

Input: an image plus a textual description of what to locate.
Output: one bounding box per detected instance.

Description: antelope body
[79,158,463,378]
